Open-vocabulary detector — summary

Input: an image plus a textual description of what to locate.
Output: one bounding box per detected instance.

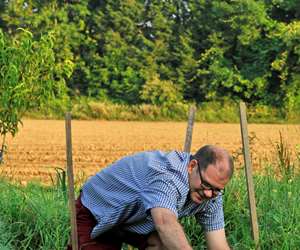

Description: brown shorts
[67,194,149,250]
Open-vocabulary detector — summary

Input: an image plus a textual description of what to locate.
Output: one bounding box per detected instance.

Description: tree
[0,29,73,163]
[264,0,300,22]
[186,0,283,105]
[270,20,300,114]
[0,0,88,94]
[0,0,298,115]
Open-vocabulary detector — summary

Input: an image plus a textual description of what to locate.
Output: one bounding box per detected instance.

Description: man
[67,145,234,250]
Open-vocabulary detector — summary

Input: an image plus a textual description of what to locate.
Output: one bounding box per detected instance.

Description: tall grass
[25,98,300,123]
[0,141,299,249]
[180,171,300,250]
[0,180,69,250]
[1,168,299,250]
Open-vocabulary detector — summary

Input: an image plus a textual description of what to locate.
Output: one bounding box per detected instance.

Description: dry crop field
[1,120,299,184]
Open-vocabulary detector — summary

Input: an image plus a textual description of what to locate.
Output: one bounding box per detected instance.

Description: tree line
[0,0,300,112]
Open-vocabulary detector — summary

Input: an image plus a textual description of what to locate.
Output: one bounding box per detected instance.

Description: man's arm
[205,229,231,250]
[150,207,192,250]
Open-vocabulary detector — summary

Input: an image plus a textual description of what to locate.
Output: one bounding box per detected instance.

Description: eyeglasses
[197,161,225,197]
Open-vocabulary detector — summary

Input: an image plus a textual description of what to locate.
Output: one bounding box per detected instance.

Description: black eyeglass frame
[196,160,225,196]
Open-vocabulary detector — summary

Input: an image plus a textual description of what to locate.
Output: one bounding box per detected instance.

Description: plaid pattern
[81,150,225,239]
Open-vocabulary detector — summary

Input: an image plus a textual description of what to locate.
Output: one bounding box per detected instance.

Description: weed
[274,131,295,180]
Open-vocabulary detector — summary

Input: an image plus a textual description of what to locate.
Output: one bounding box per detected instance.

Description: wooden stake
[184,106,196,153]
[239,102,259,247]
[65,113,79,250]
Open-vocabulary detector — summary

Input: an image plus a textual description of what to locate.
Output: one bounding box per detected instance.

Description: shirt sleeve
[141,172,179,217]
[195,195,225,232]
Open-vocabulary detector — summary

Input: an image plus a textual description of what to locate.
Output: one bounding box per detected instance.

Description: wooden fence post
[239,102,259,248]
[65,113,79,250]
[184,106,196,153]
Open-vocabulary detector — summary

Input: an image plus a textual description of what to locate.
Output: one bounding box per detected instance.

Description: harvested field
[1,120,299,184]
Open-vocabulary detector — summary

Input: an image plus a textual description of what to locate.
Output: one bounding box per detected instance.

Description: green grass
[25,98,300,124]
[0,169,299,250]
[0,180,69,250]
[181,170,300,250]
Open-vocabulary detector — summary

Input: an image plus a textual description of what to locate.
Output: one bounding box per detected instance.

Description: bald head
[191,145,234,180]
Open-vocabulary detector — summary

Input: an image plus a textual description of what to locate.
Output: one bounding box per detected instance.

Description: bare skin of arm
[147,207,192,250]
[205,229,231,250]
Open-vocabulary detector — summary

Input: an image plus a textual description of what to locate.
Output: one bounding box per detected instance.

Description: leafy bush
[0,29,72,137]
[140,74,183,106]
[0,29,73,163]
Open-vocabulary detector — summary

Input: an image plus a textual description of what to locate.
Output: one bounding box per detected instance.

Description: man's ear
[187,159,197,174]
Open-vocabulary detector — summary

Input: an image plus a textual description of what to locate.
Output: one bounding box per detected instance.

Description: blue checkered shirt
[81,151,225,239]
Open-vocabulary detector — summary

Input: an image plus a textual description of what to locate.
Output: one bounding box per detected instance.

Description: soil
[1,120,299,184]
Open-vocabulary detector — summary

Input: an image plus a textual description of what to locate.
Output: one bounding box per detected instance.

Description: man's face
[188,159,229,204]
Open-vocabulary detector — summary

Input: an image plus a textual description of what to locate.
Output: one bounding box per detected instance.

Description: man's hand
[205,229,231,250]
[149,207,192,250]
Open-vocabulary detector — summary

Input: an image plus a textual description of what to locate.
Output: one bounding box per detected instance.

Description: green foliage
[140,74,183,106]
[189,1,273,102]
[0,0,88,94]
[1,162,300,249]
[196,100,240,123]
[275,132,296,180]
[0,220,12,250]
[264,0,300,22]
[0,178,70,249]
[222,169,300,249]
[0,0,300,120]
[270,21,300,112]
[25,98,300,123]
[0,29,72,140]
[247,104,284,123]
[69,98,190,121]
